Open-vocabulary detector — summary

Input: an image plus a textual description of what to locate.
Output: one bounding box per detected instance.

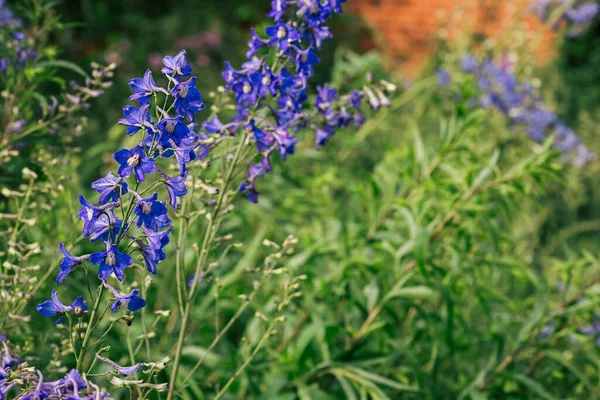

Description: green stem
[76,284,105,370]
[166,132,247,400]
[212,321,275,400]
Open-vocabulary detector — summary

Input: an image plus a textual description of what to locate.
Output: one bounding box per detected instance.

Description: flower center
[141,201,152,214]
[105,251,116,267]
[277,26,287,39]
[178,85,189,98]
[261,76,271,86]
[127,154,140,167]
[243,82,253,94]
[166,120,176,133]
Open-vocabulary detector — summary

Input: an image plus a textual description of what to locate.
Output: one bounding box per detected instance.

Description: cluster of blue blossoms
[0,1,37,74]
[530,0,599,36]
[28,0,389,395]
[36,50,206,321]
[438,55,595,166]
[219,0,390,202]
[0,335,110,399]
[36,0,391,320]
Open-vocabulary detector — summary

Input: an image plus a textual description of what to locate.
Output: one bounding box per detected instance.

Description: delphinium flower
[441,55,595,166]
[0,336,111,399]
[220,0,392,202]
[0,2,35,74]
[33,2,389,397]
[530,0,599,36]
[34,49,209,389]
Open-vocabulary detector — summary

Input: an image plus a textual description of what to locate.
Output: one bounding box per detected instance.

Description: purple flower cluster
[219,0,388,202]
[37,50,205,320]
[0,336,110,399]
[530,0,599,36]
[0,2,37,74]
[448,55,595,166]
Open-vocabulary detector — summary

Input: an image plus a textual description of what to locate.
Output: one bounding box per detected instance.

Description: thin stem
[76,284,105,371]
[167,132,248,400]
[212,321,275,400]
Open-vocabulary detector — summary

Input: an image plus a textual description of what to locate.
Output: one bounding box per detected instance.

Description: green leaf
[385,285,438,301]
[511,373,557,400]
[36,60,89,78]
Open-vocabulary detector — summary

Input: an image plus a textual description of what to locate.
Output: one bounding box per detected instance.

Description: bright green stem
[76,284,105,371]
[167,133,247,400]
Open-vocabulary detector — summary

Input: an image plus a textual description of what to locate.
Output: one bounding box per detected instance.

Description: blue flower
[316,125,335,148]
[566,2,599,24]
[36,290,88,324]
[118,104,151,135]
[239,157,272,203]
[90,242,133,281]
[161,50,193,79]
[246,28,269,58]
[128,70,160,105]
[161,170,188,209]
[95,354,142,376]
[114,146,156,182]
[103,282,147,312]
[92,172,128,204]
[348,90,363,108]
[265,21,300,52]
[437,68,451,87]
[460,55,478,73]
[157,117,195,148]
[315,84,337,114]
[272,127,299,160]
[173,143,198,176]
[202,116,227,134]
[134,193,171,231]
[144,227,172,262]
[137,239,160,274]
[56,242,90,284]
[267,0,287,21]
[172,77,205,121]
[295,47,320,77]
[78,196,123,242]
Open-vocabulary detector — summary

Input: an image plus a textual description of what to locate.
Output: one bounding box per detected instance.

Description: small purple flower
[172,76,205,121]
[95,354,142,376]
[134,193,171,231]
[566,2,599,24]
[128,70,160,105]
[92,172,128,204]
[157,117,195,148]
[144,227,172,262]
[161,49,193,79]
[295,47,320,77]
[315,83,337,114]
[461,55,479,73]
[437,68,451,87]
[348,90,363,108]
[36,290,88,324]
[56,242,90,284]
[246,28,269,58]
[78,196,123,242]
[268,0,287,21]
[118,104,151,135]
[265,21,300,52]
[103,282,147,312]
[161,171,188,209]
[90,242,133,281]
[114,146,156,182]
